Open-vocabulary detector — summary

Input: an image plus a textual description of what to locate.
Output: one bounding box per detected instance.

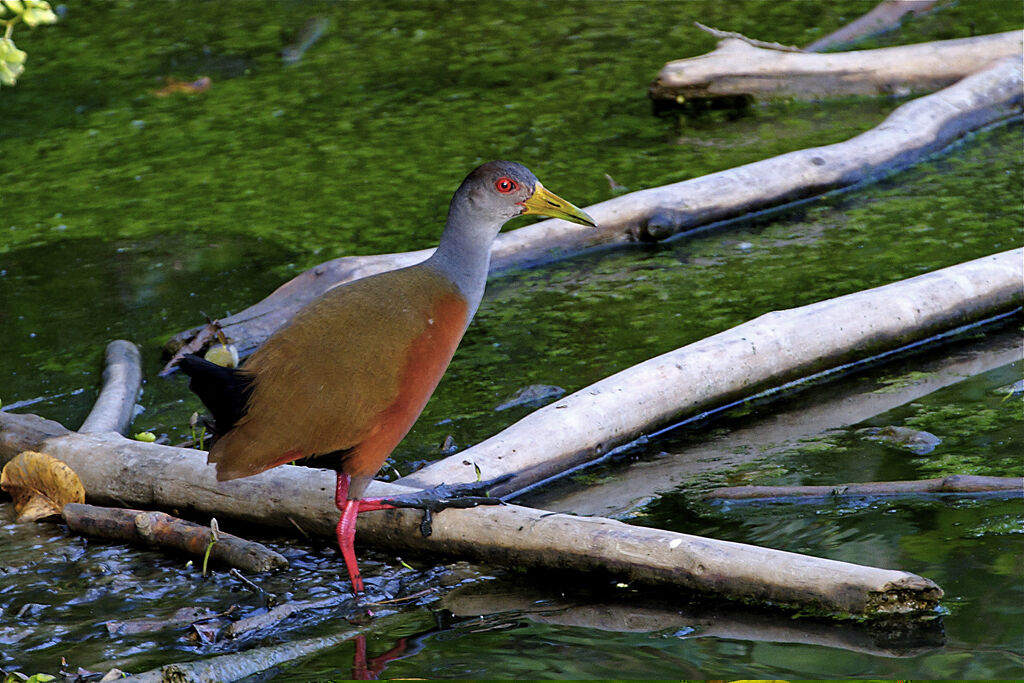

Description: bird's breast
[346,287,469,479]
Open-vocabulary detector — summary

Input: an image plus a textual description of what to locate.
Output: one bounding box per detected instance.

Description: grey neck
[425,201,503,322]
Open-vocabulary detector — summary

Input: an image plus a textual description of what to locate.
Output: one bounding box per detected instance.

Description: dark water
[1,0,1022,679]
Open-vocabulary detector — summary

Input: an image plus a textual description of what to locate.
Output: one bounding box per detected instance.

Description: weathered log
[650,30,1022,101]
[78,340,142,435]
[0,424,941,617]
[705,476,1024,501]
[62,502,288,572]
[162,57,1023,364]
[806,0,939,52]
[399,249,1023,496]
[0,411,70,457]
[532,326,1023,518]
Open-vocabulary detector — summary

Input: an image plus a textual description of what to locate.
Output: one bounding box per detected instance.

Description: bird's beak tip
[521,184,597,228]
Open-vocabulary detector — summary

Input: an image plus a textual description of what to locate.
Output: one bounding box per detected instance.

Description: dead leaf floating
[1,450,86,522]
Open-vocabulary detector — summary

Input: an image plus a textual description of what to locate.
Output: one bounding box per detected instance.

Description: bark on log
[162,57,1023,364]
[806,0,939,52]
[78,340,142,435]
[62,502,288,572]
[705,476,1024,500]
[650,30,1022,101]
[0,424,941,617]
[398,249,1024,496]
[0,411,70,457]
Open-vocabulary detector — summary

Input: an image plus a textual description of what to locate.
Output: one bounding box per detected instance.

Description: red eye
[494,177,518,194]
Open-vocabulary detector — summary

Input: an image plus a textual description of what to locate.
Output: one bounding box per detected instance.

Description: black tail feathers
[178,354,253,435]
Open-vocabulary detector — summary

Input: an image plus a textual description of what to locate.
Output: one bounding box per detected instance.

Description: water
[1,0,1022,679]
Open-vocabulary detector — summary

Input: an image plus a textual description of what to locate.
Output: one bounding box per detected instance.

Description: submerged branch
[704,475,1024,501]
[128,626,363,683]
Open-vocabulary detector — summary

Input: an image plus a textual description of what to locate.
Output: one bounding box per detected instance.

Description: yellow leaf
[0,450,85,522]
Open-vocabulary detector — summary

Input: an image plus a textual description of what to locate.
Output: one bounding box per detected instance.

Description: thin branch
[693,21,803,52]
[704,475,1024,501]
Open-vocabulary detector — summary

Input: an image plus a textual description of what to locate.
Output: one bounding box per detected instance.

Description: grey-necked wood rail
[179,161,595,594]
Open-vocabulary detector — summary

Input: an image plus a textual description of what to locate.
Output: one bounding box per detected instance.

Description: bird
[178,161,596,594]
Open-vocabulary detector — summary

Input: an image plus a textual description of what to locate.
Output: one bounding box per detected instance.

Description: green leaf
[0,36,26,86]
[21,1,57,27]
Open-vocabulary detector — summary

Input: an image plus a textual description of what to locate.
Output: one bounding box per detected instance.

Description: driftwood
[532,326,1023,518]
[162,56,1023,364]
[0,416,940,617]
[650,30,1022,101]
[398,250,1024,496]
[705,476,1024,501]
[62,503,288,572]
[806,0,939,52]
[78,340,142,435]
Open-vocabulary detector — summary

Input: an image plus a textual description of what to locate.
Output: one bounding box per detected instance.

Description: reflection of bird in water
[180,161,595,596]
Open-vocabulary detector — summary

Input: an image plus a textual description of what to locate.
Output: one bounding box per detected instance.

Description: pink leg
[336,497,365,594]
[334,472,397,595]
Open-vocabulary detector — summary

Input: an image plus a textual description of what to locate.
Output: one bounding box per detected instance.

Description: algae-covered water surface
[2,0,1023,679]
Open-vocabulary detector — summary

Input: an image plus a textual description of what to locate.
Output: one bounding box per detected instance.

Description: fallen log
[398,249,1023,496]
[62,502,288,573]
[0,421,941,617]
[162,57,1023,364]
[78,340,142,435]
[531,325,1023,518]
[650,30,1022,102]
[704,475,1024,501]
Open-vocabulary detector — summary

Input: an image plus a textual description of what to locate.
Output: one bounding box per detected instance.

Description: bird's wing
[208,264,468,481]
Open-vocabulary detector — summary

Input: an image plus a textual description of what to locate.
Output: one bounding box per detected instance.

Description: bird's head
[455,160,597,228]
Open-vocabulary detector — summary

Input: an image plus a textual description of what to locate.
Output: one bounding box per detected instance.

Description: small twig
[365,588,436,607]
[229,567,263,594]
[159,319,225,377]
[693,21,803,52]
[288,516,311,540]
